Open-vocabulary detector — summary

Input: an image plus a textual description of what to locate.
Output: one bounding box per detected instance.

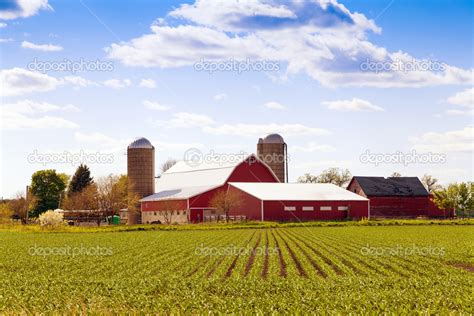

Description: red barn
[228,182,368,221]
[347,176,449,218]
[140,155,369,223]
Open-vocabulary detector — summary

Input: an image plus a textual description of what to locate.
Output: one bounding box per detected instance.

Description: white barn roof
[155,159,241,192]
[229,182,368,201]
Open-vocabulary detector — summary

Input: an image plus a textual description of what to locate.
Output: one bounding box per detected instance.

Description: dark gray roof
[261,133,285,144]
[128,137,153,149]
[351,176,429,197]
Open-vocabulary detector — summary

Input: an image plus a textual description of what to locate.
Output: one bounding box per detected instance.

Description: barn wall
[141,199,188,211]
[227,158,279,183]
[141,199,189,223]
[346,179,367,197]
[228,186,263,220]
[369,196,447,218]
[263,200,368,221]
[188,186,223,209]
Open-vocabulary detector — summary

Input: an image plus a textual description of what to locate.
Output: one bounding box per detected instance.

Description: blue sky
[0,0,472,198]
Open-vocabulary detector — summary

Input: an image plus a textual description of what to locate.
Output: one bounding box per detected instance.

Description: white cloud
[0,67,61,96]
[447,88,473,107]
[0,38,13,43]
[0,100,79,130]
[157,111,329,137]
[74,132,124,150]
[139,78,156,88]
[21,40,63,51]
[63,76,97,89]
[203,123,328,137]
[103,78,132,89]
[264,101,285,110]
[169,0,297,31]
[106,0,471,88]
[322,97,383,112]
[291,142,336,153]
[74,132,203,152]
[0,22,6,28]
[444,88,474,116]
[214,93,227,101]
[0,68,97,96]
[143,100,170,111]
[410,126,474,153]
[157,112,215,128]
[0,0,52,20]
[446,109,474,116]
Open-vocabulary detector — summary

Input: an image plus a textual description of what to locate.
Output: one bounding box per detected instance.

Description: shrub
[38,210,65,228]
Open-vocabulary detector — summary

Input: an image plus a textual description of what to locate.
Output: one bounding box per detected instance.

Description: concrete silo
[127,137,155,224]
[257,133,288,182]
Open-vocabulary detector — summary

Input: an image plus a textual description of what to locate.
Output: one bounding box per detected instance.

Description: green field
[0,225,473,313]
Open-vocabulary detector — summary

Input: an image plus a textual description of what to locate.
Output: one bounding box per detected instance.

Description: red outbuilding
[347,176,450,218]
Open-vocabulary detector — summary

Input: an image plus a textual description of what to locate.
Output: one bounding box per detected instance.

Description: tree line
[0,164,140,224]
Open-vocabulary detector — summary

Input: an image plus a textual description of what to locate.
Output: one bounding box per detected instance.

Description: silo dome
[262,133,284,144]
[128,137,154,149]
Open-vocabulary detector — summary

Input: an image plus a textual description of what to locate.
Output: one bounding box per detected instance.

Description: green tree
[30,170,67,217]
[432,183,473,218]
[0,202,13,223]
[319,168,352,187]
[421,174,442,193]
[297,173,318,183]
[68,164,93,195]
[9,191,37,224]
[298,168,352,187]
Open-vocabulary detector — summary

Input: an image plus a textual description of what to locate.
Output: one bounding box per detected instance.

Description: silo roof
[128,137,154,149]
[262,133,285,144]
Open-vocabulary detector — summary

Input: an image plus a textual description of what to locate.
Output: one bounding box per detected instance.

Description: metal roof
[128,137,154,149]
[140,185,217,202]
[229,182,368,201]
[350,176,429,197]
[155,160,240,191]
[261,133,285,144]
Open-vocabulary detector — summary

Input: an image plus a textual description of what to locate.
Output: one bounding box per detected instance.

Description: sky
[0,0,473,198]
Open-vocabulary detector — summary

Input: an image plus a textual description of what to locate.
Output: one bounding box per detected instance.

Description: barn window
[302,206,314,211]
[177,211,180,215]
[154,212,157,216]
[320,206,332,211]
[284,206,296,211]
[338,206,349,211]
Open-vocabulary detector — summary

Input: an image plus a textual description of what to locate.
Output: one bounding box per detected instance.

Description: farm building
[228,182,369,221]
[347,176,449,218]
[140,154,369,223]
